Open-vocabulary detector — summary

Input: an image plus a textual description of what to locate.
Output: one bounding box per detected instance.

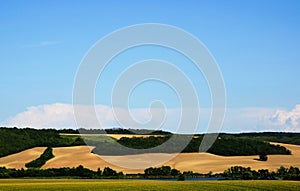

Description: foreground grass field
[0,179,299,191]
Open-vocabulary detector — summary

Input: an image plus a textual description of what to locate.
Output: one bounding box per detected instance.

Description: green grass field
[0,179,299,191]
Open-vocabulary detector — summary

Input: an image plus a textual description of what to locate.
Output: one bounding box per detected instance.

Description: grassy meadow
[0,179,299,191]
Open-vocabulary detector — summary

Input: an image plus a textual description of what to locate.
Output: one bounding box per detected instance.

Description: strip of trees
[223,166,300,180]
[25,147,54,168]
[0,165,122,179]
[0,127,84,157]
[92,135,291,156]
[0,165,299,181]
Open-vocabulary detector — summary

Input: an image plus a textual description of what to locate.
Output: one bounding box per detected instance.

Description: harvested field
[0,147,46,169]
[43,142,300,174]
[1,142,299,174]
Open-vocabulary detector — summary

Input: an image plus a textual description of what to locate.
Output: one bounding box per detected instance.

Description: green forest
[0,127,298,157]
[0,127,84,157]
[91,135,291,156]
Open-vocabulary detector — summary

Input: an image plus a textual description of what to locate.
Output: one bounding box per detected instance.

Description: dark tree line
[144,166,181,177]
[0,165,185,180]
[1,165,299,181]
[93,135,291,156]
[223,166,300,180]
[25,147,54,168]
[206,137,291,156]
[0,127,85,157]
[77,128,171,135]
[0,165,122,179]
[0,127,296,158]
[228,132,300,145]
[56,129,300,146]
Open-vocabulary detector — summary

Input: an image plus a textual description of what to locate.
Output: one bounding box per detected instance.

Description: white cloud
[269,104,300,131]
[2,103,75,128]
[1,103,173,130]
[221,107,276,132]
[1,103,300,133]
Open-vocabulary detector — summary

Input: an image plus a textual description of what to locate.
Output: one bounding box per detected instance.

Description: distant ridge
[0,127,299,158]
[59,128,172,135]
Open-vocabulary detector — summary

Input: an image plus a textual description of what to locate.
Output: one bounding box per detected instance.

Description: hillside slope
[1,143,299,174]
[0,127,84,157]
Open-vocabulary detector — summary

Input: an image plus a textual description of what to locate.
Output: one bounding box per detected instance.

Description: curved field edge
[0,179,299,191]
[90,135,291,156]
[42,142,300,174]
[25,147,54,168]
[0,142,299,174]
[0,147,46,169]
[1,127,299,158]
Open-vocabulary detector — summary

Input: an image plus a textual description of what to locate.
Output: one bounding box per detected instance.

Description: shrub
[25,147,54,168]
[259,154,268,161]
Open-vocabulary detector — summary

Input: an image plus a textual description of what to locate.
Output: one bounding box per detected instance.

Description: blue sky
[1,0,300,132]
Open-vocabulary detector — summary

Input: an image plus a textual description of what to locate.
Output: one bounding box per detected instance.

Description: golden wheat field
[0,139,299,174]
[0,147,46,169]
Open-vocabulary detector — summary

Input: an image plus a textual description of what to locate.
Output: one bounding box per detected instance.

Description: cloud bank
[269,104,300,132]
[1,103,300,133]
